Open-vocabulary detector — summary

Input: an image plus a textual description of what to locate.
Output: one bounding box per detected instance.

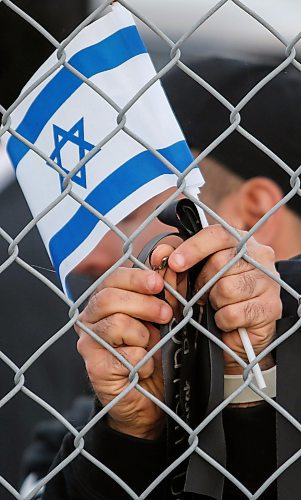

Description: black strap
[136,199,226,499]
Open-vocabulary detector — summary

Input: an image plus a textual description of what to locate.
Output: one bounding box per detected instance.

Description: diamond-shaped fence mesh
[1,0,301,499]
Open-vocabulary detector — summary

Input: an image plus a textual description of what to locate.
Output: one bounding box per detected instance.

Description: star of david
[48,117,95,191]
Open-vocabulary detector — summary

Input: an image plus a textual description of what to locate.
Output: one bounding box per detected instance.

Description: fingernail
[160,304,171,321]
[146,273,157,291]
[172,253,186,268]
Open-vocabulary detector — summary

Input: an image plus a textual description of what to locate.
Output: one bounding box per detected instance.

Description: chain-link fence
[1,0,301,499]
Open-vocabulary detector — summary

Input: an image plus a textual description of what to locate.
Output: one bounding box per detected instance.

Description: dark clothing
[42,401,276,500]
[39,256,301,499]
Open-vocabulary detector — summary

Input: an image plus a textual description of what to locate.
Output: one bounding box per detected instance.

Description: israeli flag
[5,3,204,294]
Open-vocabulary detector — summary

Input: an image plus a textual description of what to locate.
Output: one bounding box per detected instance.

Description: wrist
[224,364,276,407]
[225,353,275,375]
[107,415,165,440]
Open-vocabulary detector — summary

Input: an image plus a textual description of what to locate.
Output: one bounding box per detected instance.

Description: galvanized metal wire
[1,0,301,498]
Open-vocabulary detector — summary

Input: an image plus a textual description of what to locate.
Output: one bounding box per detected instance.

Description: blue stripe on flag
[7,25,146,169]
[49,140,193,274]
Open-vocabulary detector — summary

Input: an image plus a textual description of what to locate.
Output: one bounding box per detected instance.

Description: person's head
[162,56,301,260]
[76,56,301,279]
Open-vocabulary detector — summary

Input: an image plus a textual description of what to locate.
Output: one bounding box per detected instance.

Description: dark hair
[162,57,301,214]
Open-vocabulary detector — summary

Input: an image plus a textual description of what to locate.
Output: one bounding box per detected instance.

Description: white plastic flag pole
[187,187,266,390]
[238,328,266,389]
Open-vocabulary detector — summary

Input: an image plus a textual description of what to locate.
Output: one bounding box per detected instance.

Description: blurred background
[90,0,301,67]
[0,2,88,498]
[2,0,300,109]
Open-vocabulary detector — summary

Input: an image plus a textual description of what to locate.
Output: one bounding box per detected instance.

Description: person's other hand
[164,224,282,374]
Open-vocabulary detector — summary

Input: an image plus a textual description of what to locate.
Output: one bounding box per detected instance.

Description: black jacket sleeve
[42,402,277,500]
[43,402,166,500]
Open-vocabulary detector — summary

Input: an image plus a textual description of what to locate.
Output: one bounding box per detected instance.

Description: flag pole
[188,187,266,390]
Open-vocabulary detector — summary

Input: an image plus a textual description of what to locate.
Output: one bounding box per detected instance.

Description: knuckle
[208,289,219,311]
[213,247,237,275]
[210,252,224,273]
[128,268,142,289]
[129,346,148,365]
[87,289,101,314]
[75,319,93,338]
[213,224,232,245]
[215,277,234,302]
[251,242,275,263]
[85,358,101,382]
[109,312,130,333]
[210,252,225,274]
[267,296,283,321]
[244,301,265,324]
[97,316,117,343]
[127,347,147,366]
[96,314,130,347]
[119,289,133,306]
[215,305,239,331]
[74,322,82,337]
[76,336,86,356]
[262,244,276,261]
[223,305,240,327]
[136,323,149,345]
[238,273,256,296]
[99,287,118,309]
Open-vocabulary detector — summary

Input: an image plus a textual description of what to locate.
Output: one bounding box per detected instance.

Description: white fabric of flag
[5,3,204,294]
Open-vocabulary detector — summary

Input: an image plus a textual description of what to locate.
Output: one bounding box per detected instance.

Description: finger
[81,287,173,325]
[76,316,152,368]
[208,270,275,311]
[97,267,165,295]
[214,292,282,332]
[146,322,161,351]
[168,224,242,272]
[195,247,252,290]
[89,313,151,348]
[151,244,187,289]
[150,243,174,273]
[221,327,276,363]
[115,346,155,381]
[195,243,276,290]
[84,346,155,385]
[150,244,179,309]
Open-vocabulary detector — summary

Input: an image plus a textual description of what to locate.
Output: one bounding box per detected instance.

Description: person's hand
[76,223,282,441]
[75,267,173,440]
[162,224,282,374]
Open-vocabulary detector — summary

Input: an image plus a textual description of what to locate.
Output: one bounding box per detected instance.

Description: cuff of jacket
[68,399,166,499]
